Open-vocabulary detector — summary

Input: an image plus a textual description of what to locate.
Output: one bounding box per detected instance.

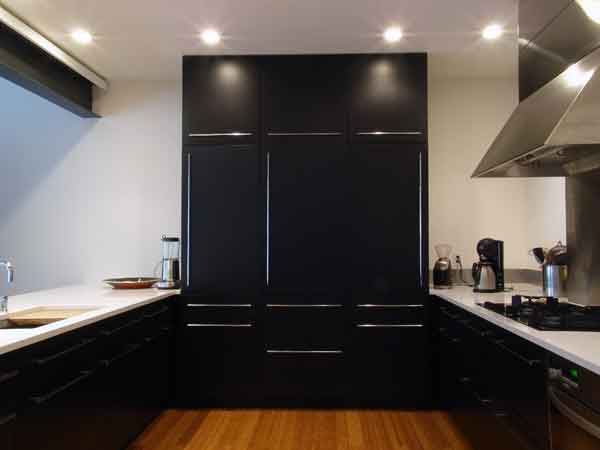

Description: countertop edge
[432,289,600,376]
[0,288,178,357]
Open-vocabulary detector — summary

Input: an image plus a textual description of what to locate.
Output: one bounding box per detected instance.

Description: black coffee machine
[472,238,505,293]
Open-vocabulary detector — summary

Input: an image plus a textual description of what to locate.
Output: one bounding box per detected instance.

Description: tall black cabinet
[179,53,429,407]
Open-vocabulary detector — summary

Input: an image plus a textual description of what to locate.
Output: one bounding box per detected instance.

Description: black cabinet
[4,299,173,450]
[175,298,261,406]
[348,54,427,143]
[348,143,425,295]
[267,136,349,291]
[262,55,349,134]
[435,298,549,450]
[183,56,260,144]
[183,145,264,292]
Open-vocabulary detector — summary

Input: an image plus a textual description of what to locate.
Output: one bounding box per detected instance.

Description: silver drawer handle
[187,303,253,308]
[266,304,342,308]
[267,132,342,136]
[266,350,343,354]
[188,132,253,137]
[356,324,423,328]
[356,131,422,136]
[187,323,253,328]
[356,304,423,308]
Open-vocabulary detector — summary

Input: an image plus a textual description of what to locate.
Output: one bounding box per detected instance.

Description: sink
[0,306,99,329]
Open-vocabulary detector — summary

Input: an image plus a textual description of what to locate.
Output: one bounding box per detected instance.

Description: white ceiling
[1,0,519,82]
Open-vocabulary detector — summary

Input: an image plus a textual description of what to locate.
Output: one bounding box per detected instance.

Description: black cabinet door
[262,55,348,134]
[348,54,427,143]
[350,325,428,406]
[267,136,350,291]
[17,368,102,450]
[184,145,264,292]
[183,56,259,144]
[347,143,425,295]
[175,324,261,406]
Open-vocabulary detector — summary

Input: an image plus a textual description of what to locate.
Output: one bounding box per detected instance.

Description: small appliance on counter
[472,238,504,293]
[531,241,568,298]
[433,244,453,289]
[155,235,181,289]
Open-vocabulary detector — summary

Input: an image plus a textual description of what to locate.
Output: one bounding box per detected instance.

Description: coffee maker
[156,236,181,289]
[472,238,504,293]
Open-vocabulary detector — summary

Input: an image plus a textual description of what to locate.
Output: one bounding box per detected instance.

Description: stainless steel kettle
[472,261,497,293]
[531,241,568,297]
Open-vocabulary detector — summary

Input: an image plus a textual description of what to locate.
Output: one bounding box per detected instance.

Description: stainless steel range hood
[472,46,600,178]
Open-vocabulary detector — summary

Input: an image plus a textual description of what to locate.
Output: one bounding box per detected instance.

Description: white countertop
[0,284,178,356]
[432,284,600,376]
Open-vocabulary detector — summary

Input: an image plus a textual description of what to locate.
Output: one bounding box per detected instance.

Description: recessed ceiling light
[71,28,93,45]
[482,24,503,40]
[201,28,221,46]
[383,27,403,43]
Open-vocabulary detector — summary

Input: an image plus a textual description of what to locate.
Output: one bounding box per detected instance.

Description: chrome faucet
[0,260,14,313]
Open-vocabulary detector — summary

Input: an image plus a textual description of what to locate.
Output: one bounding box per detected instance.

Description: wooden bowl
[103,277,159,289]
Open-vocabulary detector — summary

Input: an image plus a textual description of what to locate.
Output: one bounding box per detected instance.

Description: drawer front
[265,304,345,349]
[183,303,256,325]
[353,303,424,325]
[264,350,346,399]
[0,360,22,411]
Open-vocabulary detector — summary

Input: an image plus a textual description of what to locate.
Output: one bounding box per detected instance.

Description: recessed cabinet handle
[188,132,253,137]
[187,323,253,328]
[0,412,17,426]
[144,306,170,319]
[266,304,342,308]
[0,369,19,385]
[101,343,144,367]
[356,131,422,136]
[356,324,423,328]
[267,132,342,136]
[266,350,343,354]
[491,339,540,367]
[34,337,97,366]
[187,303,253,308]
[101,318,143,337]
[30,370,95,405]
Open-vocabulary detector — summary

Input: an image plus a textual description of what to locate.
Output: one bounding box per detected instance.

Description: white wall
[0,63,567,296]
[428,76,566,269]
[0,80,181,295]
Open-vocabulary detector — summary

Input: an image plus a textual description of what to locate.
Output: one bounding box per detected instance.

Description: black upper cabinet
[519,1,600,100]
[183,145,264,292]
[348,143,425,294]
[348,54,427,143]
[267,136,349,292]
[262,56,349,134]
[183,56,260,144]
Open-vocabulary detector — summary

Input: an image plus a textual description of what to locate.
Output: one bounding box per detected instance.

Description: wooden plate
[103,277,159,289]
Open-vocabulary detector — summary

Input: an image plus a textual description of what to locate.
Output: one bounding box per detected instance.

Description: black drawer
[264,350,347,402]
[265,304,345,349]
[353,303,424,325]
[182,303,256,325]
[140,302,172,331]
[0,357,23,411]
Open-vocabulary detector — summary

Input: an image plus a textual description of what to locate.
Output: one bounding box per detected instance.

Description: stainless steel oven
[549,355,600,450]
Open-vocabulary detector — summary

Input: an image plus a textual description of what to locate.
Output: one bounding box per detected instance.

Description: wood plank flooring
[128,409,485,450]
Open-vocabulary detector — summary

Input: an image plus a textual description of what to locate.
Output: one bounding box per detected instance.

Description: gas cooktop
[477,295,600,331]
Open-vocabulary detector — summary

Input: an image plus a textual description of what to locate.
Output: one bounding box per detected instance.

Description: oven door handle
[549,386,600,440]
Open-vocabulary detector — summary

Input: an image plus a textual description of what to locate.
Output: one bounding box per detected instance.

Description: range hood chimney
[472,46,600,178]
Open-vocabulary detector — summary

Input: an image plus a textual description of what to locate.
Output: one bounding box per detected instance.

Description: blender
[156,236,181,289]
[433,244,453,289]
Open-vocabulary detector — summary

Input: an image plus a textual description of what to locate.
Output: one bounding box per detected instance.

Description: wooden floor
[128,409,485,450]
